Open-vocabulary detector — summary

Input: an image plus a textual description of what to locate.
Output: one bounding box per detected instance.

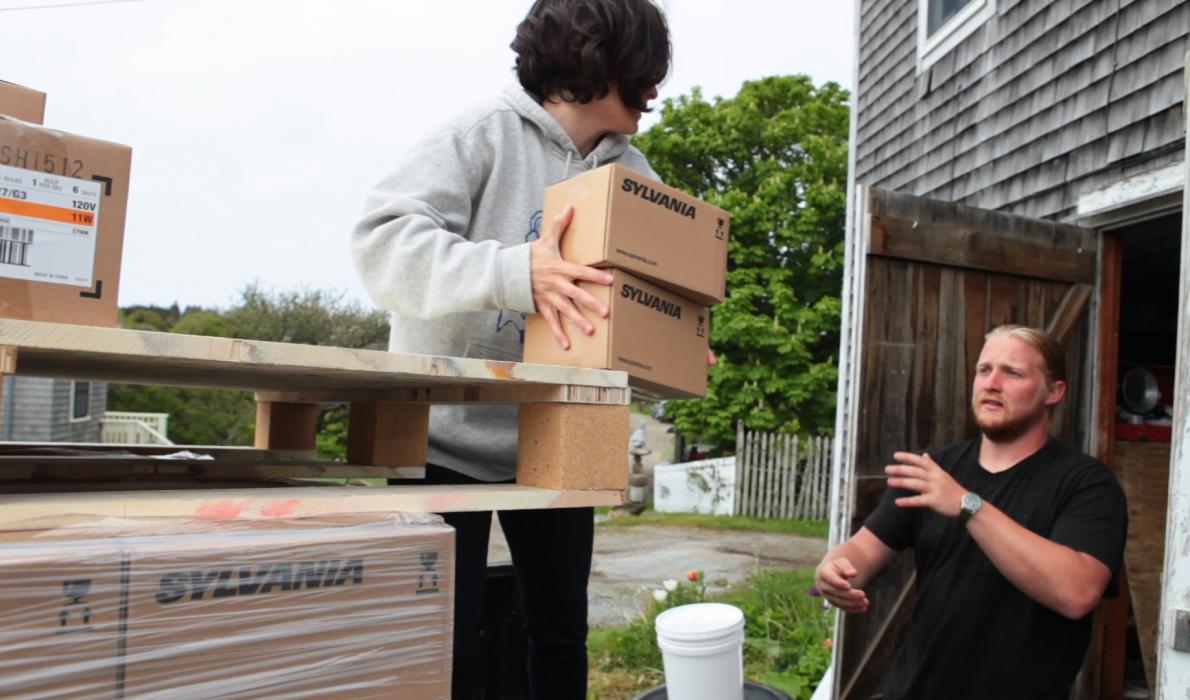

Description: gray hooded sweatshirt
[352,84,657,481]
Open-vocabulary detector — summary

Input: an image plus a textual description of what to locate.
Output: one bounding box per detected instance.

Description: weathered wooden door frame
[1153,57,1190,699]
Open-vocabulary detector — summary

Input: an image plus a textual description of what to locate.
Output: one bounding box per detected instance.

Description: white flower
[653,589,668,603]
[663,579,678,592]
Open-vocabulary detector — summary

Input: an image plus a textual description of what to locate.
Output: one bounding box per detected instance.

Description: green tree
[633,75,849,447]
[108,285,390,458]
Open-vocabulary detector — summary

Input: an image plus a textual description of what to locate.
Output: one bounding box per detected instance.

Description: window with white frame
[917,0,996,72]
[70,381,91,422]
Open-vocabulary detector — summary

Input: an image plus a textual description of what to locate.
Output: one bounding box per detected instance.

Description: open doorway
[1109,210,1182,699]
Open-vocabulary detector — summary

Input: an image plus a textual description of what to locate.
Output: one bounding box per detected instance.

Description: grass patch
[598,511,828,539]
[588,567,833,700]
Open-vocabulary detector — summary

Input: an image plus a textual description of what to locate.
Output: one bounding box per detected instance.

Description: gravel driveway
[489,519,828,626]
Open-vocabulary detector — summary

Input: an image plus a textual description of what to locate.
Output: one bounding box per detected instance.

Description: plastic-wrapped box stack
[0,513,454,699]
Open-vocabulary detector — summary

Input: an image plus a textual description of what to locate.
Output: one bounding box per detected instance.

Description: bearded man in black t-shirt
[815,324,1127,700]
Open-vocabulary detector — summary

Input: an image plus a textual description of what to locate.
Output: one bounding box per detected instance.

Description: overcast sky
[4,0,855,310]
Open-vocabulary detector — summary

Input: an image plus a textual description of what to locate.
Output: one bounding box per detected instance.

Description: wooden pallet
[0,319,632,522]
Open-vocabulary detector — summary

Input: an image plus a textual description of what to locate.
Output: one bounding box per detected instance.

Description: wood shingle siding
[0,377,106,442]
[854,0,1188,220]
[7,377,53,441]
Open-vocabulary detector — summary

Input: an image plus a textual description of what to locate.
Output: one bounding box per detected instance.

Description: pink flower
[686,569,701,582]
[823,638,833,648]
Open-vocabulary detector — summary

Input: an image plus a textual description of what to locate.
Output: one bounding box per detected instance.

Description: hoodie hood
[500,83,632,170]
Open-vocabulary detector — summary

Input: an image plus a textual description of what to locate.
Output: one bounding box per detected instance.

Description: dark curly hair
[511,0,671,112]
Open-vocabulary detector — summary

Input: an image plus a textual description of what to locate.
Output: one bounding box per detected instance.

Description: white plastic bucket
[654,603,745,700]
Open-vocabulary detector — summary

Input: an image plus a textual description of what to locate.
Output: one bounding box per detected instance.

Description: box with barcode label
[0,116,131,326]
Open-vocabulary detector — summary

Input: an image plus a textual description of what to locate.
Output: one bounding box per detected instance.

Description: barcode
[0,225,34,267]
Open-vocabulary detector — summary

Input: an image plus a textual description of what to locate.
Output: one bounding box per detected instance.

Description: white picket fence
[734,421,831,520]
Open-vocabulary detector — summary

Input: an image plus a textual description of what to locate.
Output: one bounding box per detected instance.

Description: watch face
[962,492,982,511]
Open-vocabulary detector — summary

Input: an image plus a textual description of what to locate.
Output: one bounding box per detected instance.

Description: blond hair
[985,325,1065,388]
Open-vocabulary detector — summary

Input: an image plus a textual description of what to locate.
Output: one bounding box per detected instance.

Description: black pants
[393,465,593,700]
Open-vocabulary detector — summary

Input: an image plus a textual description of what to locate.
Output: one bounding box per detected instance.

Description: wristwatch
[958,492,983,526]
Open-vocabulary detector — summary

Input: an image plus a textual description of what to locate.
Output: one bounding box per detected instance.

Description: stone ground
[488,411,829,626]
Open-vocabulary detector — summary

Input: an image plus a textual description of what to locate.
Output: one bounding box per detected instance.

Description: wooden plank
[254,402,318,452]
[0,319,627,396]
[934,269,966,442]
[0,461,423,481]
[347,402,429,468]
[516,403,629,490]
[1045,283,1093,346]
[1095,233,1124,459]
[869,216,1097,283]
[0,442,422,480]
[795,437,806,520]
[1098,567,1130,700]
[0,346,15,375]
[0,484,623,529]
[820,437,831,520]
[255,384,631,406]
[763,432,775,519]
[840,572,918,700]
[0,442,308,458]
[804,438,814,521]
[734,420,745,516]
[1115,440,1171,693]
[912,262,941,450]
[818,437,830,520]
[782,434,795,520]
[746,428,760,517]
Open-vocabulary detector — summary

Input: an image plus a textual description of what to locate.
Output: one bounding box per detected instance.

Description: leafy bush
[721,569,834,698]
[588,567,833,700]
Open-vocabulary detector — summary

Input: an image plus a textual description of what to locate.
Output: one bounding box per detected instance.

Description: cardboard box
[0,117,131,326]
[0,81,46,124]
[523,268,709,398]
[0,517,454,699]
[549,163,730,305]
[0,540,125,698]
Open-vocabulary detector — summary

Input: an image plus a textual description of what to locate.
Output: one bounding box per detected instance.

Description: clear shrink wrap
[0,512,454,699]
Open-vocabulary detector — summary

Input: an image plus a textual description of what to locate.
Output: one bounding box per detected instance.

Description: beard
[973,395,1049,443]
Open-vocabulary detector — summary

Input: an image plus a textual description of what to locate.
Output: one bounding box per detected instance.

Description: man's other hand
[530,204,614,349]
[886,451,965,518]
[815,557,870,613]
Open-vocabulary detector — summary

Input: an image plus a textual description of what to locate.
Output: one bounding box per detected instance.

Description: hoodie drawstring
[562,150,600,180]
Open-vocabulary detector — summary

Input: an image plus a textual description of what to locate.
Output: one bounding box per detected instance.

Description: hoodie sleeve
[351,125,536,319]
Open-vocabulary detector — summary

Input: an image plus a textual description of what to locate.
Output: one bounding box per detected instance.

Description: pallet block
[254,402,318,452]
[517,403,630,490]
[348,402,429,467]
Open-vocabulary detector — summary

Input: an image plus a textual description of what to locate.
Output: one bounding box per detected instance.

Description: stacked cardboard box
[0,81,46,124]
[0,514,454,699]
[0,80,131,326]
[523,163,730,397]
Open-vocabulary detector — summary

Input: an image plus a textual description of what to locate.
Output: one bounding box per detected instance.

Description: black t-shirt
[863,438,1127,700]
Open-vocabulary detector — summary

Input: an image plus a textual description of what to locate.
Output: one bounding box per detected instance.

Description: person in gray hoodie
[351,1,670,697]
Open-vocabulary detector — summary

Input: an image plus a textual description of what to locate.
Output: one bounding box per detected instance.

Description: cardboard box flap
[0,81,46,125]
